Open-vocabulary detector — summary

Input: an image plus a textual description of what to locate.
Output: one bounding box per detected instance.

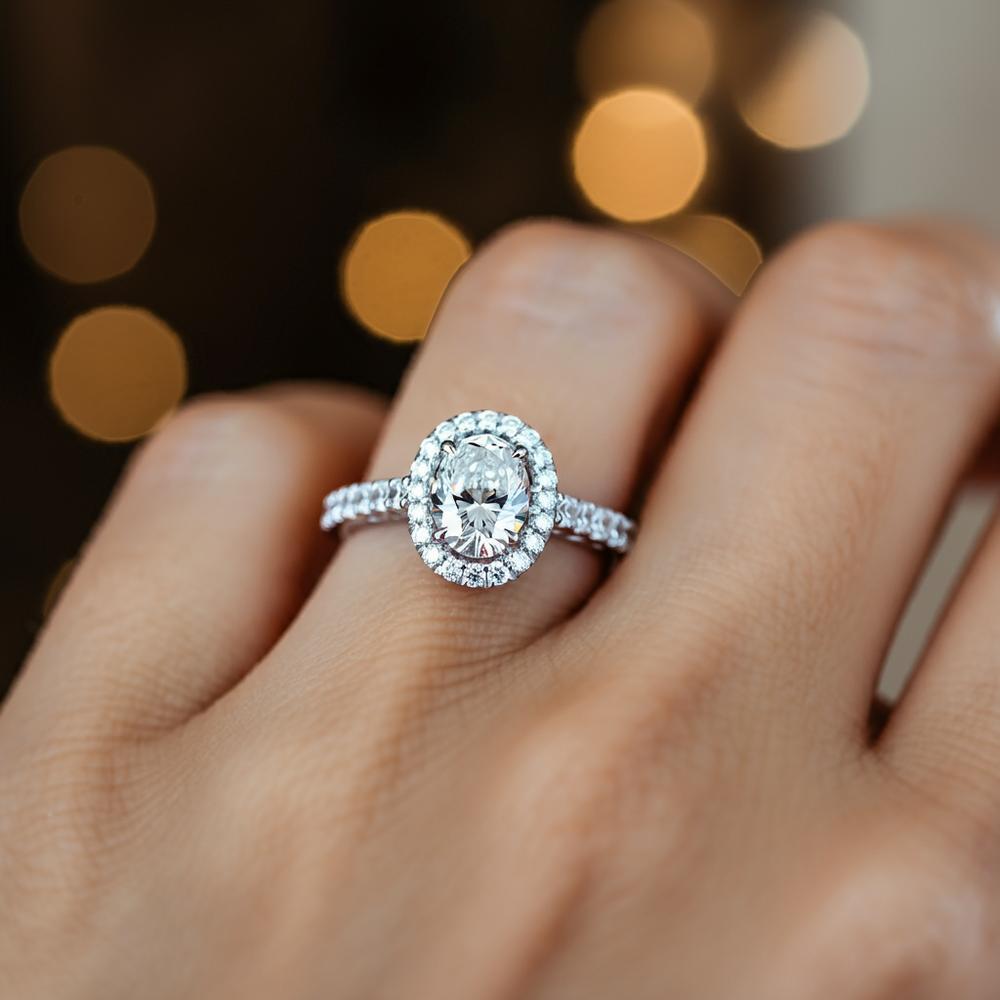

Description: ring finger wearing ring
[321,410,637,589]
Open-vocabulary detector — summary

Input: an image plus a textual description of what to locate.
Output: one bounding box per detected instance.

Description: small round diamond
[498,414,522,437]
[455,411,477,433]
[532,446,553,468]
[536,469,557,490]
[522,531,544,555]
[433,419,457,442]
[408,502,429,524]
[437,557,464,583]
[422,545,444,566]
[478,410,498,431]
[412,524,431,545]
[558,496,580,526]
[464,565,488,588]
[533,512,554,534]
[535,490,556,511]
[516,426,541,448]
[487,563,511,587]
[508,549,532,574]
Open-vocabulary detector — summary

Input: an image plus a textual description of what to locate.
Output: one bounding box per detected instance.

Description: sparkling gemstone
[431,433,530,559]
[434,420,457,442]
[532,446,553,468]
[516,427,541,448]
[508,549,532,574]
[437,557,465,583]
[535,490,556,510]
[422,545,444,566]
[533,512,554,534]
[522,531,545,555]
[498,415,522,437]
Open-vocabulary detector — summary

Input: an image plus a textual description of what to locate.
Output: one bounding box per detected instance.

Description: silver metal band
[321,477,636,554]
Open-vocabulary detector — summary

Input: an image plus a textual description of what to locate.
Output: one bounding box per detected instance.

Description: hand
[4,219,1000,999]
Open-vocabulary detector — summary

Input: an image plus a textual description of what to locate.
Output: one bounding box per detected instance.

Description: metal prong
[512,445,528,460]
[441,440,458,455]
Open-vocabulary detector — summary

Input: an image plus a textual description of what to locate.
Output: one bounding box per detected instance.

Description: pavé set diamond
[321,410,635,589]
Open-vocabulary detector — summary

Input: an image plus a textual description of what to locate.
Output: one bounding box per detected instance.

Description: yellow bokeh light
[572,87,707,222]
[341,211,472,343]
[737,11,870,150]
[640,214,762,295]
[578,0,715,105]
[50,307,187,443]
[20,146,156,284]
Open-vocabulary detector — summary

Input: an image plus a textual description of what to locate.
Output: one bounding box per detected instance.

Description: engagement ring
[321,410,636,589]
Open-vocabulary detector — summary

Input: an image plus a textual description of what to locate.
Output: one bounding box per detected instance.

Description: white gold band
[318,409,637,589]
[321,478,635,554]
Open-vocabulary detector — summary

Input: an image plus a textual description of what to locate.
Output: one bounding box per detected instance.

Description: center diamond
[431,433,530,559]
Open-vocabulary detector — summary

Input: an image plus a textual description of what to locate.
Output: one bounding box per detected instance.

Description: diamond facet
[431,433,530,559]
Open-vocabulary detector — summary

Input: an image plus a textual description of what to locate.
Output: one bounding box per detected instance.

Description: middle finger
[606,220,1000,730]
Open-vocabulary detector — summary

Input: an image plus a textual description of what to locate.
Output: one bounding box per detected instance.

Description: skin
[3,218,1000,998]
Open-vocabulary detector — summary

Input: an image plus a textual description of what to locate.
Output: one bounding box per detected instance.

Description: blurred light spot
[50,307,187,442]
[573,87,707,222]
[20,146,156,284]
[641,214,762,295]
[578,0,715,105]
[341,211,472,343]
[737,11,870,150]
[43,559,76,618]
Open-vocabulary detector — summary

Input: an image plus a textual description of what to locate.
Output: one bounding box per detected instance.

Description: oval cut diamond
[431,433,530,559]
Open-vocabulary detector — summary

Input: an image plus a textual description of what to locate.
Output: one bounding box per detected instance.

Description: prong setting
[406,411,558,588]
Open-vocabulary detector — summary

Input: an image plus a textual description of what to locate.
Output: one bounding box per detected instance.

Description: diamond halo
[406,410,559,589]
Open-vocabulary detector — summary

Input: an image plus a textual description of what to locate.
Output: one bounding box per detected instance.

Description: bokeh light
[572,87,707,222]
[736,11,870,151]
[577,0,715,106]
[49,307,187,442]
[19,146,156,283]
[640,213,762,295]
[341,211,472,343]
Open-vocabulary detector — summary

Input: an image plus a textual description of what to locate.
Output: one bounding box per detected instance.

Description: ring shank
[321,478,635,554]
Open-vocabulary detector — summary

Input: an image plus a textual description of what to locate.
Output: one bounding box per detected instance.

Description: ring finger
[254,220,729,701]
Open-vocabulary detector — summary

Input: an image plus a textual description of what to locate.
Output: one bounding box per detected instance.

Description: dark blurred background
[5,1,994,694]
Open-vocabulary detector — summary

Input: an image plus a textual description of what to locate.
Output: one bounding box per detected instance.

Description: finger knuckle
[492,691,703,876]
[134,393,316,486]
[769,220,991,370]
[457,219,696,338]
[784,839,989,999]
